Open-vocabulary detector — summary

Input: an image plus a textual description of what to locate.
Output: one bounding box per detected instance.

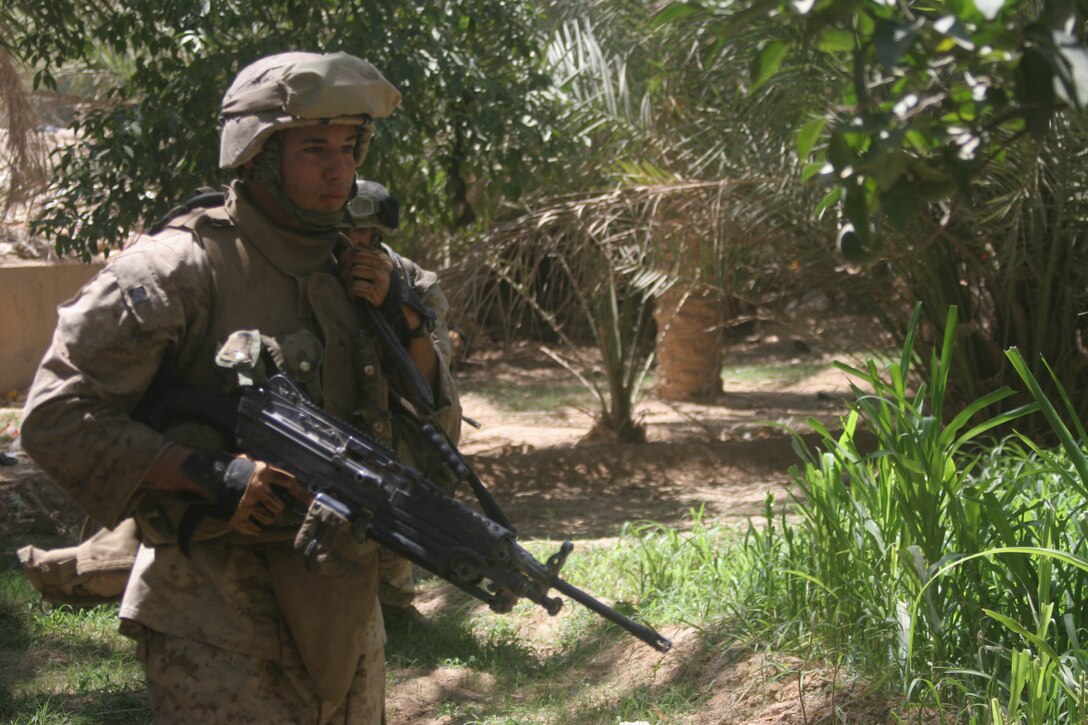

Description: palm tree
[454,170,836,440]
[870,115,1088,430]
[444,1,857,439]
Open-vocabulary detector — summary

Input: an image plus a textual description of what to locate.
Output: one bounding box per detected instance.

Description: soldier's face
[279,125,358,212]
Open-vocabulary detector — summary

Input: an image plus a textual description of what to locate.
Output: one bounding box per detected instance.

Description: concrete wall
[0,263,103,394]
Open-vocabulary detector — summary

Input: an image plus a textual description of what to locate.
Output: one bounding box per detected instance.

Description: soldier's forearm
[144,443,209,496]
[402,303,438,391]
[406,334,439,392]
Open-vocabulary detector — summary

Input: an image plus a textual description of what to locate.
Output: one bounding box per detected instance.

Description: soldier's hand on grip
[149,445,310,537]
[218,457,307,536]
[338,244,393,307]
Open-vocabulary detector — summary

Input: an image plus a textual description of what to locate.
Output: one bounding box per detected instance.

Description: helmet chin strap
[243,134,348,233]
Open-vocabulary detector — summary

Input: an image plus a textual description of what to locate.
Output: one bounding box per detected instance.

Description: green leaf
[817,28,854,52]
[983,610,1064,667]
[908,159,951,184]
[828,130,854,170]
[651,2,703,27]
[796,118,827,159]
[870,148,908,190]
[801,161,826,182]
[856,12,875,36]
[1006,347,1088,490]
[750,40,790,92]
[904,130,931,153]
[814,186,842,215]
[949,0,983,21]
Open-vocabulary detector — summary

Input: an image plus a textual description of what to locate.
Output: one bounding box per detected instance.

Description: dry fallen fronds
[0,48,49,215]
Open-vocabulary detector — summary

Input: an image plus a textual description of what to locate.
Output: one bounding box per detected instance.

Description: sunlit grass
[384,520,736,724]
[458,376,601,414]
[0,550,145,724]
[721,361,829,387]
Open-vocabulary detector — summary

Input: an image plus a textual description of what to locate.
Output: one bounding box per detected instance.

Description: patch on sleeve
[110,251,172,328]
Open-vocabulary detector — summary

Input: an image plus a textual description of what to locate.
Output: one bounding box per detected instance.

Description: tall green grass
[733,304,1088,721]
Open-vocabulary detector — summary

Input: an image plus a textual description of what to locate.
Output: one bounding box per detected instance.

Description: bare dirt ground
[0,316,899,724]
[455,346,844,540]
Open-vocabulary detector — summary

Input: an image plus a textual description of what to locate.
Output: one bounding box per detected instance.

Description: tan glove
[222,457,307,535]
[148,445,310,538]
[144,444,311,550]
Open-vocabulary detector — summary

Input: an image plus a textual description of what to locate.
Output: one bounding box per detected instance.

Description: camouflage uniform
[20,52,460,724]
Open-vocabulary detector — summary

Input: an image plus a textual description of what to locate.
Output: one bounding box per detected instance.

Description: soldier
[20,51,461,724]
[339,179,454,620]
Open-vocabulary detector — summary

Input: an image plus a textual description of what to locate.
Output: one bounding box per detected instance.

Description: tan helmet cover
[219,51,401,169]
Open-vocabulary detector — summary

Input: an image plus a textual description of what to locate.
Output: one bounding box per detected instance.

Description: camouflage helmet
[218,51,401,170]
[345,180,399,236]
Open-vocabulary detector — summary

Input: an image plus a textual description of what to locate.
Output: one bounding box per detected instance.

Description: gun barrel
[551,577,671,653]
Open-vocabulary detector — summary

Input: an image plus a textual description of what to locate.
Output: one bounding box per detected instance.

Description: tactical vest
[133,198,395,547]
[165,204,394,443]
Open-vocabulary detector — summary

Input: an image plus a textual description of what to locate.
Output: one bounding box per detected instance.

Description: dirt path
[454,336,858,539]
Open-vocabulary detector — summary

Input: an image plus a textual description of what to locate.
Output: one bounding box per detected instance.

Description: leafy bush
[9,1,563,259]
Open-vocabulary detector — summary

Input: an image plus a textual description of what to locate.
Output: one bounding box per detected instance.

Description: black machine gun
[231,375,671,653]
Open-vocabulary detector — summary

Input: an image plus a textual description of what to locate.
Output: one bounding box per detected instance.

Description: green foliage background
[10,0,565,260]
[7,0,1088,431]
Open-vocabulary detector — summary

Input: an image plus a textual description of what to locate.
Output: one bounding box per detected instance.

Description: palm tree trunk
[653,285,724,400]
[0,48,47,211]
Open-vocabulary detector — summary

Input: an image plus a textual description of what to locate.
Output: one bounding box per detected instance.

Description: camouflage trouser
[135,614,385,725]
[377,547,417,610]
